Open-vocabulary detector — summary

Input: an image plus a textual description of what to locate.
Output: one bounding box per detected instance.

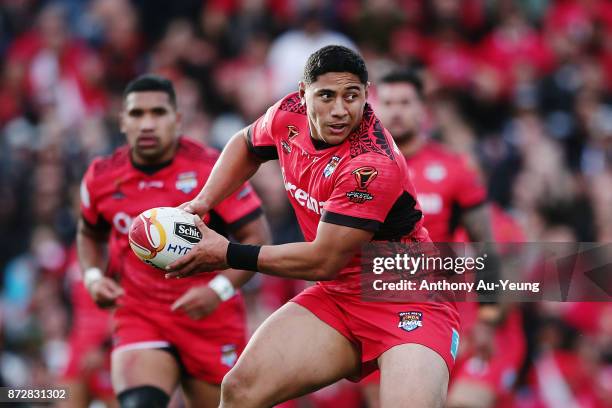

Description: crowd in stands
[1,0,611,406]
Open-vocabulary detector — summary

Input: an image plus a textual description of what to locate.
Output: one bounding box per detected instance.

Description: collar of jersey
[310,135,338,151]
[130,154,174,175]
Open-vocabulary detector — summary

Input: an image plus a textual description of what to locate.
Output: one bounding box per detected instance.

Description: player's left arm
[461,204,494,242]
[455,155,505,323]
[217,214,271,287]
[461,201,505,325]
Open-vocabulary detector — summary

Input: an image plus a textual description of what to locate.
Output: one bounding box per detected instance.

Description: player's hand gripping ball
[129,207,202,269]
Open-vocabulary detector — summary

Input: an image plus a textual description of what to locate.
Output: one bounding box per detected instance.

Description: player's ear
[365,81,370,99]
[298,81,306,104]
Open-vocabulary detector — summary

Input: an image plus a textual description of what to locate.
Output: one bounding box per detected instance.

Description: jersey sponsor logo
[282,169,325,215]
[398,311,423,332]
[323,156,341,178]
[346,166,378,203]
[221,344,238,367]
[176,172,198,194]
[174,222,202,244]
[138,180,164,190]
[417,193,443,214]
[424,164,447,182]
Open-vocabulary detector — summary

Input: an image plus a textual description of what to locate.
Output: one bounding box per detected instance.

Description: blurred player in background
[373,69,525,408]
[77,74,269,408]
[167,45,459,408]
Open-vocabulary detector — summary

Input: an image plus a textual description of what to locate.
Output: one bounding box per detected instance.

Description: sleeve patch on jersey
[346,166,378,204]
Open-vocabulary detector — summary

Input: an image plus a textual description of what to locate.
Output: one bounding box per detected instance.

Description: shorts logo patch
[221,344,238,368]
[450,328,460,360]
[398,311,423,332]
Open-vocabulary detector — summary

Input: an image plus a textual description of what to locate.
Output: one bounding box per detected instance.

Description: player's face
[376,82,423,143]
[300,72,368,145]
[121,91,181,164]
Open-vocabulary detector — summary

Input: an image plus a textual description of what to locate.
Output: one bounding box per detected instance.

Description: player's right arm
[184,106,278,216]
[76,218,122,308]
[78,167,124,308]
[183,130,264,216]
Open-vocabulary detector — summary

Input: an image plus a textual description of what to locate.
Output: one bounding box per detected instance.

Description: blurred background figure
[1,1,611,407]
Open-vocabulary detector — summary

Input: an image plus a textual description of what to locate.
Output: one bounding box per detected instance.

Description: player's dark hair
[303,45,368,85]
[379,70,424,99]
[123,74,177,108]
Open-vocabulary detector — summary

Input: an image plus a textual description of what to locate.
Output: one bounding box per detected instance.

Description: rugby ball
[128,207,202,269]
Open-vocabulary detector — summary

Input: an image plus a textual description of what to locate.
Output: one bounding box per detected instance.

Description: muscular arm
[462,204,505,322]
[257,222,373,281]
[220,214,271,288]
[187,130,264,215]
[76,217,108,272]
[461,204,494,242]
[166,219,373,281]
[77,217,123,307]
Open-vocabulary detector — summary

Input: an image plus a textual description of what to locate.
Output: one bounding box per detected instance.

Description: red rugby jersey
[248,93,428,294]
[80,137,262,308]
[404,142,487,242]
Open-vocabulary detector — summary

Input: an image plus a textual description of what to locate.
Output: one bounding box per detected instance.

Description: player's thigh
[181,377,220,408]
[379,343,449,408]
[111,348,181,396]
[361,382,381,408]
[223,302,361,405]
[446,380,495,408]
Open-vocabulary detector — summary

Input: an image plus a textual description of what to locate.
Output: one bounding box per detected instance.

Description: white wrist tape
[84,267,103,289]
[208,274,236,301]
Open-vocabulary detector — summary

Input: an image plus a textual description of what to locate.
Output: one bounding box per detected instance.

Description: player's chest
[97,168,203,219]
[407,160,454,215]
[279,149,343,214]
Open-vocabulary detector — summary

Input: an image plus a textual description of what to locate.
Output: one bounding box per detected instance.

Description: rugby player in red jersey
[166,45,460,408]
[77,75,269,408]
[373,70,523,408]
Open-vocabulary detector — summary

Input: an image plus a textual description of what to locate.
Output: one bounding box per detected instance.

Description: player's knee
[221,368,256,404]
[117,385,170,408]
